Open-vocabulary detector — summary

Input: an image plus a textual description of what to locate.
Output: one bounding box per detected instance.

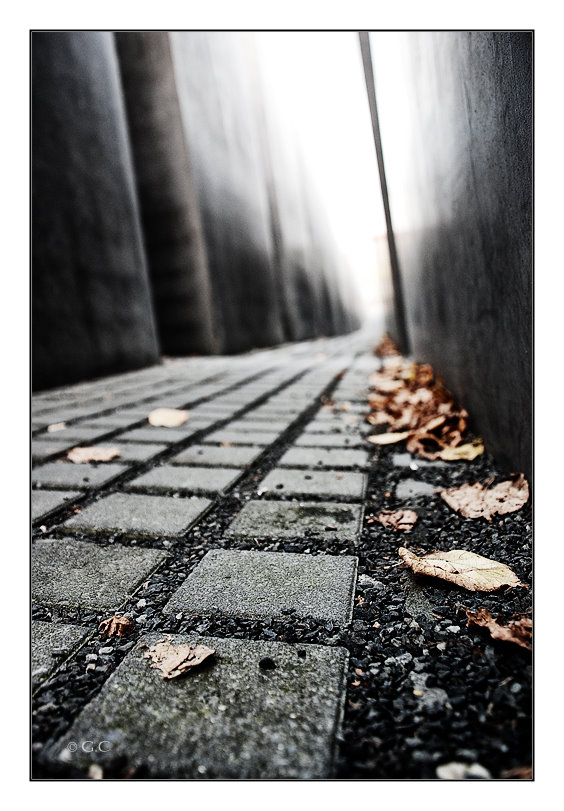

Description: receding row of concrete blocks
[32,31,360,390]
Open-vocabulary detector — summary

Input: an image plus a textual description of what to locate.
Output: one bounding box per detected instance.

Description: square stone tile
[226,499,363,541]
[165,549,358,624]
[228,419,291,433]
[46,634,348,779]
[202,429,279,446]
[278,447,370,469]
[258,468,366,500]
[32,621,89,686]
[62,492,211,537]
[112,442,168,462]
[36,426,112,443]
[32,489,81,521]
[32,440,73,462]
[295,433,365,448]
[170,444,262,468]
[32,539,166,609]
[32,461,127,490]
[115,426,201,444]
[124,465,242,495]
[395,478,439,500]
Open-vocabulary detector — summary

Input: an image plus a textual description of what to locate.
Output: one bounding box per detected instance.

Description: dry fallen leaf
[147,408,189,427]
[398,547,528,591]
[440,474,529,521]
[367,431,410,446]
[98,615,134,638]
[466,608,532,651]
[500,765,532,780]
[374,333,401,357]
[67,446,121,463]
[144,637,215,679]
[47,422,66,433]
[439,439,485,461]
[375,509,418,531]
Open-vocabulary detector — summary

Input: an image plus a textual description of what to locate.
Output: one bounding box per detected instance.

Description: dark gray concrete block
[32,539,166,609]
[62,492,211,537]
[112,442,168,462]
[170,444,262,468]
[32,621,89,686]
[32,441,72,462]
[395,478,438,500]
[278,447,370,469]
[165,549,358,624]
[226,500,363,541]
[32,32,159,390]
[124,465,242,495]
[32,489,82,521]
[203,430,279,446]
[46,634,348,778]
[114,426,199,444]
[32,462,127,490]
[258,468,366,500]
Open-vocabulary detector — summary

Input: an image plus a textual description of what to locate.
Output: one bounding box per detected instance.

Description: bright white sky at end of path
[254,32,387,311]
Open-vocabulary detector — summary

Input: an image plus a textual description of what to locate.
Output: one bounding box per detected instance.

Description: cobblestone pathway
[31,332,532,780]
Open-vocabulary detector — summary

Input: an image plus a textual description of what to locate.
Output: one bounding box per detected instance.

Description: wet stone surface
[225,499,364,541]
[165,549,358,624]
[44,634,349,779]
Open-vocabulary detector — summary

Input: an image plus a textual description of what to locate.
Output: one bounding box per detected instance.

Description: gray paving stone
[46,634,348,778]
[114,426,200,444]
[395,478,439,499]
[170,444,262,468]
[32,489,82,521]
[32,440,72,462]
[76,414,145,428]
[227,419,291,433]
[124,465,242,495]
[304,419,362,434]
[32,621,89,686]
[258,468,367,500]
[35,427,111,443]
[278,447,370,469]
[32,461,127,490]
[166,549,358,624]
[226,499,363,541]
[203,429,280,446]
[32,539,166,609]
[62,492,211,537]
[112,442,168,462]
[295,433,365,448]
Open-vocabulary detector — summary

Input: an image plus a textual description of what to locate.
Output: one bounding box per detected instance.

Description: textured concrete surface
[278,447,370,469]
[369,31,532,477]
[32,461,127,490]
[170,444,262,468]
[32,621,89,686]
[32,539,166,609]
[258,468,367,500]
[395,478,438,500]
[32,489,81,521]
[47,634,349,778]
[124,464,242,495]
[62,492,211,537]
[226,499,364,541]
[295,433,365,448]
[203,429,282,446]
[165,549,358,623]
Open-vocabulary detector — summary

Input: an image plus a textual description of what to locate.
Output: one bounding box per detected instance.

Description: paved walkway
[31,331,532,779]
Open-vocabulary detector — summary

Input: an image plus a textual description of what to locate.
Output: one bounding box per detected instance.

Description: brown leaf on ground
[500,765,533,779]
[67,446,121,463]
[367,431,410,446]
[440,474,529,521]
[466,608,532,651]
[147,408,189,427]
[98,615,134,638]
[374,333,401,357]
[439,439,484,461]
[375,509,418,531]
[398,547,528,591]
[144,637,215,679]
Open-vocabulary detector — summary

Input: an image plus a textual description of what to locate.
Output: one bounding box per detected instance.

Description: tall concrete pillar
[114,32,219,356]
[32,32,159,390]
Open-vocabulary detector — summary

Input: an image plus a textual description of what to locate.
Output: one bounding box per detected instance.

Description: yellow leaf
[398,547,528,591]
[439,440,485,461]
[367,431,410,445]
[147,408,189,427]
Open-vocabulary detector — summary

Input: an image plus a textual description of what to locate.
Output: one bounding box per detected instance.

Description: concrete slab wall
[371,32,532,476]
[32,32,160,391]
